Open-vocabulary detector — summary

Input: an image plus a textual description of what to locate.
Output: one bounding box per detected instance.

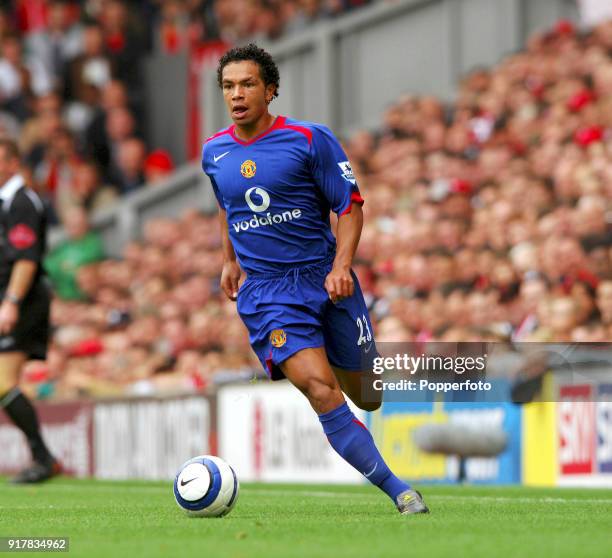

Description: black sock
[1,388,53,464]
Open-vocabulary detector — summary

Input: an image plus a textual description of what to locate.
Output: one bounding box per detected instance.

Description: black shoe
[10,459,62,484]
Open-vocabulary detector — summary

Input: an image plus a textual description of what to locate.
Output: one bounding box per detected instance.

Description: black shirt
[0,175,47,290]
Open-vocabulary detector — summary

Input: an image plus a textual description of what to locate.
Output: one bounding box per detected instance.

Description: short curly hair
[217,43,280,99]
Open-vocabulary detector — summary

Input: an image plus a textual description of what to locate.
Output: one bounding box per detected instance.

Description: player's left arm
[0,197,43,334]
[326,204,363,303]
[310,125,364,303]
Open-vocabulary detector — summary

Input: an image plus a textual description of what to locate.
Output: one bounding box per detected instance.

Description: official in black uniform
[0,138,59,483]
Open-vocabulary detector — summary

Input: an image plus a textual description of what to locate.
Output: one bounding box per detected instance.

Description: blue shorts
[237,255,377,380]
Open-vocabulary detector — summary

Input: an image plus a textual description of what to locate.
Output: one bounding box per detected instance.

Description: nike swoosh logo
[364,342,374,354]
[214,151,230,163]
[180,477,197,487]
[364,463,378,478]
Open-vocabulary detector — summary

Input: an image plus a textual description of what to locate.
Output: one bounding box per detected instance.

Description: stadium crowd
[0,0,180,227]
[13,17,612,399]
[158,0,375,45]
[0,0,370,229]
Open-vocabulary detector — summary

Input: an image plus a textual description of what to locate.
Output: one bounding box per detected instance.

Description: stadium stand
[0,0,373,228]
[0,1,153,226]
[14,17,611,401]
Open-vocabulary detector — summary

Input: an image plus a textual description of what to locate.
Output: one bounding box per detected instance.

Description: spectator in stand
[25,0,82,92]
[18,91,61,158]
[143,148,174,184]
[99,0,144,104]
[251,4,284,42]
[20,111,63,222]
[32,126,81,211]
[63,21,114,136]
[596,280,612,334]
[0,33,32,121]
[513,272,550,341]
[0,7,13,42]
[55,159,118,218]
[102,105,137,184]
[0,109,20,140]
[287,0,323,33]
[156,0,190,54]
[85,79,129,171]
[12,1,45,36]
[189,0,222,43]
[528,295,581,342]
[112,137,146,194]
[584,237,612,278]
[44,205,105,301]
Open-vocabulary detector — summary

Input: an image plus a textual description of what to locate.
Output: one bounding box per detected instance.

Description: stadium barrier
[369,400,522,484]
[0,395,212,480]
[0,399,93,478]
[93,396,212,480]
[368,364,612,488]
[2,370,611,486]
[0,385,366,484]
[522,369,612,488]
[218,383,366,483]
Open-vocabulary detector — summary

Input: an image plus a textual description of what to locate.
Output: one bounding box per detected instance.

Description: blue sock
[318,402,410,502]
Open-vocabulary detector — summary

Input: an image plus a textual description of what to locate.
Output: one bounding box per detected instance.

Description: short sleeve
[209,175,225,210]
[201,143,225,210]
[6,195,43,263]
[310,125,364,216]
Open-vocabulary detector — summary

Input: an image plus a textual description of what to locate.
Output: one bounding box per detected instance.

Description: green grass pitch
[0,479,611,558]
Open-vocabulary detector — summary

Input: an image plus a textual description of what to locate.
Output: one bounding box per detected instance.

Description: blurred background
[0,0,610,488]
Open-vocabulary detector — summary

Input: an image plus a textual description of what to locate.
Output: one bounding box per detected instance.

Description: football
[173,455,239,517]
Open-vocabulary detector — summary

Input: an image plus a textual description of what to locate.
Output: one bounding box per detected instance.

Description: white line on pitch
[245,489,612,504]
[9,484,612,505]
[431,495,612,505]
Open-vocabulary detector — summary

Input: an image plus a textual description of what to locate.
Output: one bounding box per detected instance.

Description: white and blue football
[173,455,239,517]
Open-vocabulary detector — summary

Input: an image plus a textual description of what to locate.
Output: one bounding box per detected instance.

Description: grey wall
[202,0,580,137]
[144,53,189,165]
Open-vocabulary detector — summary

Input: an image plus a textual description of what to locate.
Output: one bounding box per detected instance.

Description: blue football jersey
[201,116,364,275]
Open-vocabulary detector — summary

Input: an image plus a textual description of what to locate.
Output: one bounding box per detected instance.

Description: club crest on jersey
[241,159,257,178]
[338,161,356,184]
[269,329,286,348]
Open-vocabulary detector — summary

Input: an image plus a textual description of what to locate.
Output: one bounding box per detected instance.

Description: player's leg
[279,347,428,514]
[278,346,344,413]
[0,352,59,482]
[331,365,381,412]
[324,269,382,411]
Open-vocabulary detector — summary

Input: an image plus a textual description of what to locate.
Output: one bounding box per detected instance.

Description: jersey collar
[229,115,286,146]
[0,174,24,202]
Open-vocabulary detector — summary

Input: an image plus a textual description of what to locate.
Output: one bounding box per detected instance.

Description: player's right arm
[202,140,241,302]
[218,208,241,301]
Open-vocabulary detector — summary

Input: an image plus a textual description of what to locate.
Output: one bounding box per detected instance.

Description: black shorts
[0,279,51,360]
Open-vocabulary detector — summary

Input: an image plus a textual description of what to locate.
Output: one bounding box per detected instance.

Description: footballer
[202,44,428,514]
